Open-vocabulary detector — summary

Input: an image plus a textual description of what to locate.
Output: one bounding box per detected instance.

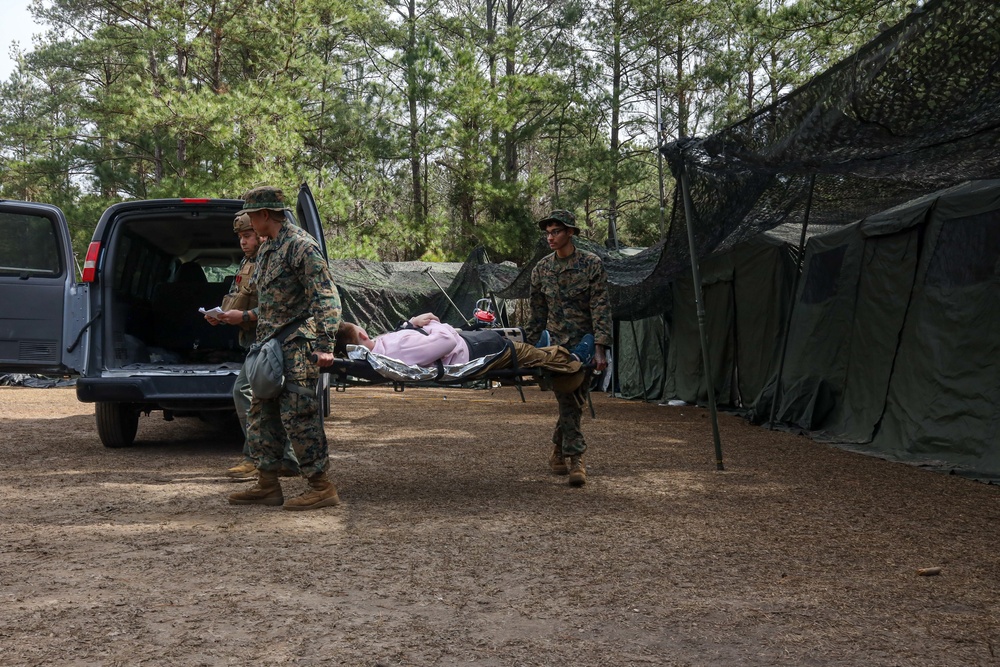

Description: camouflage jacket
[254,222,342,353]
[525,246,613,349]
[221,254,258,349]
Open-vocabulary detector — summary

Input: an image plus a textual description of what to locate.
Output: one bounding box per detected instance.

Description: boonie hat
[537,209,580,234]
[233,212,253,234]
[239,186,289,214]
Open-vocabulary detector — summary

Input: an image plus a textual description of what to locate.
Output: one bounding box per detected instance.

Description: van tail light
[181,198,211,204]
[82,242,100,282]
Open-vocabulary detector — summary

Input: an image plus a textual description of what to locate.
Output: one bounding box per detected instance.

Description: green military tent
[329,249,521,336]
[759,180,1000,479]
[615,226,837,407]
[328,259,464,336]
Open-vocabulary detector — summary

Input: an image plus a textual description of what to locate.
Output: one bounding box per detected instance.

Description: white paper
[199,306,225,319]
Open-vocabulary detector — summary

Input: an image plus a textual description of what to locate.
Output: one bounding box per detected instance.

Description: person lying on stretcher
[312,312,587,392]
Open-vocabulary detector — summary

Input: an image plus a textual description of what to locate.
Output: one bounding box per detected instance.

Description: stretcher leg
[514,381,526,402]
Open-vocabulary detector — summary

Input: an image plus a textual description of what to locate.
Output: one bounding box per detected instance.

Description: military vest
[222,255,258,343]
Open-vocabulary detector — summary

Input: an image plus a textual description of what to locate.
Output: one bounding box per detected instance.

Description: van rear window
[0,213,62,276]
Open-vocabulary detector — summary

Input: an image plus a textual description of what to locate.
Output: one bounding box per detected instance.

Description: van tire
[96,402,139,448]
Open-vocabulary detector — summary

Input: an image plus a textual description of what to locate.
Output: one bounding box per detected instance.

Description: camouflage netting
[487,0,1000,321]
[660,0,1000,299]
[329,259,463,335]
[332,242,641,335]
[331,250,522,335]
[492,237,663,320]
[339,0,999,328]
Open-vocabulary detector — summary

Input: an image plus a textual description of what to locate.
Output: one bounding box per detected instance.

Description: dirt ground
[0,385,998,667]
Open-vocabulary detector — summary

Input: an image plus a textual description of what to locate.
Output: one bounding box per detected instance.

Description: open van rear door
[0,201,88,375]
[296,183,327,257]
[294,183,333,415]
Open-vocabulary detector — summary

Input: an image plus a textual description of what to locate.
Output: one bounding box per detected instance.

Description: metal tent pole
[476,247,510,327]
[611,318,620,397]
[678,166,724,471]
[768,174,816,430]
[424,267,472,325]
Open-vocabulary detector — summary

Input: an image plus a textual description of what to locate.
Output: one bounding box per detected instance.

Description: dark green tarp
[329,259,464,335]
[616,316,669,401]
[617,233,798,406]
[762,214,923,438]
[761,180,1000,479]
[329,249,521,336]
[873,182,1000,477]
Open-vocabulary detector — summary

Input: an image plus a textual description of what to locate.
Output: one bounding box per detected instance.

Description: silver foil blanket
[346,345,505,383]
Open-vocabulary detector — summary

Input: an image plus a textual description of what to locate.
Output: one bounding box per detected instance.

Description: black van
[0,183,328,448]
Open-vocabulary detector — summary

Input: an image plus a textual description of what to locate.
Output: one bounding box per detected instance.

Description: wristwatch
[242,310,250,323]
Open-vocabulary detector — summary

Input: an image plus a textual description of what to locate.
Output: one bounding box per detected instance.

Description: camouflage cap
[238,186,289,214]
[233,212,253,234]
[537,209,580,233]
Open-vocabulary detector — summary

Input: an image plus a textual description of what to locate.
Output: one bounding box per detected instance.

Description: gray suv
[0,183,328,447]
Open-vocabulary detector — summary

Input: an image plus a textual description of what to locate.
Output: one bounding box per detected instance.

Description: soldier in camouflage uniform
[524,210,613,487]
[228,186,343,511]
[208,213,300,481]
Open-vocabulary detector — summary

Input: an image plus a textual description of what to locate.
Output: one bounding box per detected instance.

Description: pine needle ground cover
[0,385,996,666]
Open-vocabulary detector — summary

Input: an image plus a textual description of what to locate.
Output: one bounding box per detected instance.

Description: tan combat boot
[568,455,586,487]
[549,443,569,475]
[283,471,340,511]
[226,460,257,480]
[228,470,283,506]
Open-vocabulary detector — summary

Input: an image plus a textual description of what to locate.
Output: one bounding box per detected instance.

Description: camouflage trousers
[552,384,589,457]
[234,360,300,470]
[246,337,327,476]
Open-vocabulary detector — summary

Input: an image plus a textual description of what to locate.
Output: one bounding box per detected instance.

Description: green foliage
[0,0,912,264]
